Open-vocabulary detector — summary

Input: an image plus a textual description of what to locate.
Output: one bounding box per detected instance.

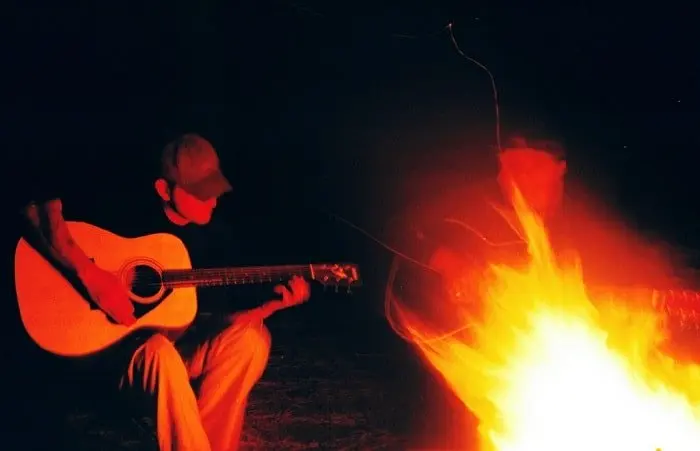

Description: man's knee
[219,318,272,370]
[140,334,184,366]
[256,323,272,362]
[124,334,188,392]
[233,318,271,355]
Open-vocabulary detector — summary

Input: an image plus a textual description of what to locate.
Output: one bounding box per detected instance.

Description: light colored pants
[118,315,271,451]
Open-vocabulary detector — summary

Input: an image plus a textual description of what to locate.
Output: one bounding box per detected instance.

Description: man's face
[171,185,219,225]
[497,149,567,219]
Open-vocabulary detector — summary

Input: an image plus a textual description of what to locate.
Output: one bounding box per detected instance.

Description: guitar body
[15,222,197,358]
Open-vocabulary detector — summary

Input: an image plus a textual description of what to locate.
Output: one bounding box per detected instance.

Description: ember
[389,186,700,451]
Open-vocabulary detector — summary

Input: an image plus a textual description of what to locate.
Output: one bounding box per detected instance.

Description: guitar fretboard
[162,265,313,288]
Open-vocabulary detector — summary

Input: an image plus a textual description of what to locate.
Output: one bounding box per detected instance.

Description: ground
[15,311,472,450]
[54,350,411,450]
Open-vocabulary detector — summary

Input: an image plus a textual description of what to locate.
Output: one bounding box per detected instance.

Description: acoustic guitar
[15,222,361,358]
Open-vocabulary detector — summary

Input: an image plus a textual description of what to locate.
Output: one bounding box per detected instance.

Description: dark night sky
[7,1,700,262]
[4,4,699,445]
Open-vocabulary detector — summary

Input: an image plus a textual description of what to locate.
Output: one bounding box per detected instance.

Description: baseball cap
[161,134,232,201]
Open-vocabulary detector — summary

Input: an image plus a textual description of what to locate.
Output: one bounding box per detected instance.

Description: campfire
[389,187,700,451]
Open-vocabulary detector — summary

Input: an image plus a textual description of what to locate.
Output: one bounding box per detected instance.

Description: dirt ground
[14,312,475,451]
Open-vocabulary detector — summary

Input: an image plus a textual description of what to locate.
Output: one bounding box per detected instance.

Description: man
[387,138,565,329]
[387,137,686,449]
[18,134,310,451]
[391,136,681,303]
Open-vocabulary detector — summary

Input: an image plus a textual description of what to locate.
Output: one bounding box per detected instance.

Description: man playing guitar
[389,137,688,336]
[19,134,311,451]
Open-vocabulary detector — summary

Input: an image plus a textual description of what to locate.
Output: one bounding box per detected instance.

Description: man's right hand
[78,265,136,326]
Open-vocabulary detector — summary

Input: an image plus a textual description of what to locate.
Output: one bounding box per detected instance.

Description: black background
[4,0,700,446]
[6,0,700,365]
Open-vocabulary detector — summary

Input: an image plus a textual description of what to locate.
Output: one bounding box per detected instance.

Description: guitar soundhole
[127,264,164,300]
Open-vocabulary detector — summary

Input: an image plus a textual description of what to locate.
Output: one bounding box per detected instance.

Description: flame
[389,187,700,451]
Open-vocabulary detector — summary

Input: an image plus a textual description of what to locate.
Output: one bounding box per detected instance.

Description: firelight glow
[389,186,700,451]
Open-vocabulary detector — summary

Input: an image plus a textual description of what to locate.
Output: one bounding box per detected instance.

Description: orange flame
[388,186,700,451]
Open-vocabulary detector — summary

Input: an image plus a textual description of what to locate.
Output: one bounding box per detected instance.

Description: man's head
[497,137,567,219]
[154,134,232,225]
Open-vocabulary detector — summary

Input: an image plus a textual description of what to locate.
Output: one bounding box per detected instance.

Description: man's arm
[21,198,136,325]
[22,198,94,278]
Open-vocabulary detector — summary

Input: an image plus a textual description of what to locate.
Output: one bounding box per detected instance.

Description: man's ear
[154,178,172,201]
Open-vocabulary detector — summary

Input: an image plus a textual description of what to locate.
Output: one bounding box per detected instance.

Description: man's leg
[183,314,271,451]
[120,334,211,451]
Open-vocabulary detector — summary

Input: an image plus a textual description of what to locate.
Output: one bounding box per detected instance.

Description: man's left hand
[228,276,311,324]
[273,275,311,309]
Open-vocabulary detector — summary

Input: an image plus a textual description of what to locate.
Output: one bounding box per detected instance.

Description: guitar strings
[128,266,339,287]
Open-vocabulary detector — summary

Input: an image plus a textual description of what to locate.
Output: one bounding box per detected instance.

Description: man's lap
[15,315,234,393]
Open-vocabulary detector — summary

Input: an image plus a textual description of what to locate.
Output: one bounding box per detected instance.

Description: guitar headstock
[310,263,362,291]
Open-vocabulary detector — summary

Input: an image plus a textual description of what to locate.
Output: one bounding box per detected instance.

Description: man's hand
[78,265,136,326]
[230,276,311,324]
[273,275,311,309]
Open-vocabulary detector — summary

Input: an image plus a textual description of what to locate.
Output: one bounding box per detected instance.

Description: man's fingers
[286,280,310,304]
[105,309,131,326]
[288,277,307,291]
[101,300,136,326]
[274,284,292,301]
[291,278,311,299]
[274,279,311,307]
[121,314,137,326]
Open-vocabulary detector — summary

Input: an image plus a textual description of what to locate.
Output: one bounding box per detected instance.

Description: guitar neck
[594,286,700,328]
[655,289,700,327]
[162,265,313,288]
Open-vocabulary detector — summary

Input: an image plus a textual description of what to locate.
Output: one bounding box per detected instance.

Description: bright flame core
[389,187,700,451]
